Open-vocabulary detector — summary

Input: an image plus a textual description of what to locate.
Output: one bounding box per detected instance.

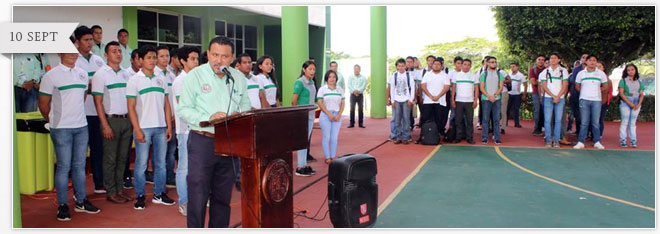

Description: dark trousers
[421,103,442,133]
[569,96,581,136]
[438,104,449,135]
[455,102,474,141]
[14,86,38,113]
[87,116,104,189]
[509,94,522,126]
[187,131,235,228]
[124,136,133,179]
[166,136,177,182]
[349,93,364,126]
[102,117,132,195]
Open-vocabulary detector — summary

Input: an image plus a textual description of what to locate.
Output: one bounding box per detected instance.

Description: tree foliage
[493,6,654,75]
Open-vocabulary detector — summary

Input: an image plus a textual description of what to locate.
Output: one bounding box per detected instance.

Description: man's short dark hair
[238,53,252,62]
[117,28,129,36]
[463,58,472,64]
[395,58,406,66]
[170,48,179,59]
[586,54,598,61]
[487,56,497,62]
[74,25,93,41]
[454,56,463,63]
[155,45,169,55]
[537,54,546,59]
[329,61,338,66]
[131,49,139,60]
[208,36,234,54]
[177,46,201,62]
[104,41,120,53]
[405,56,414,61]
[138,45,157,59]
[510,62,519,66]
[91,25,102,31]
[426,55,436,60]
[230,58,239,68]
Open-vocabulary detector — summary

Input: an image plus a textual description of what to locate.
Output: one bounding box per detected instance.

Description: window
[137,8,202,50]
[215,20,258,60]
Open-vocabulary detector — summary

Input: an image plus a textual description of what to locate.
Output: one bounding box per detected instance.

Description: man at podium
[177,36,251,228]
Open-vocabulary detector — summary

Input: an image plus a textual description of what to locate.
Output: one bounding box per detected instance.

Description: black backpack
[420,121,440,145]
[394,71,412,94]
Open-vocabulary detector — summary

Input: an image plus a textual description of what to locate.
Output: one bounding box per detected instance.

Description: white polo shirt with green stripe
[91,64,131,115]
[576,68,607,102]
[256,73,277,106]
[245,73,264,109]
[156,65,176,116]
[538,66,568,98]
[76,53,104,116]
[172,70,189,135]
[38,64,88,129]
[126,70,169,129]
[452,71,480,103]
[316,85,345,112]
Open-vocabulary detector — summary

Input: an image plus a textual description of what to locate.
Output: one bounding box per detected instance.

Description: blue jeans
[175,133,189,204]
[481,99,501,142]
[134,127,167,196]
[578,100,602,143]
[619,96,640,144]
[320,111,342,159]
[543,97,565,143]
[14,86,38,113]
[393,101,412,141]
[532,94,542,132]
[166,134,177,182]
[51,126,89,204]
[296,113,314,168]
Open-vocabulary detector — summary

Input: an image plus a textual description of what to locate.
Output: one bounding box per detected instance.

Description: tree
[328,50,351,61]
[493,6,654,75]
[420,37,523,73]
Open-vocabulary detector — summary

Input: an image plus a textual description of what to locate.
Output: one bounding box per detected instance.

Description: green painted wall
[122,6,138,50]
[370,6,387,118]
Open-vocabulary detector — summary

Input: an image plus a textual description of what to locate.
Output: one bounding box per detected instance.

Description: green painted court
[376,145,655,228]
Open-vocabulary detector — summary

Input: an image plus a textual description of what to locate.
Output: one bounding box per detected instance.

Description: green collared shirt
[347,74,367,94]
[177,63,251,134]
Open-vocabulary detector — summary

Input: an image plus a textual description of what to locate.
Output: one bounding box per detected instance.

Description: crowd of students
[14,23,647,226]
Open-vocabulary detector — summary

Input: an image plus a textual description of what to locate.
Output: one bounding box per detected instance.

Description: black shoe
[235,181,241,192]
[305,166,316,175]
[359,125,366,128]
[295,167,313,177]
[153,193,176,206]
[532,131,542,136]
[57,204,71,221]
[145,171,154,184]
[347,125,355,128]
[74,199,101,214]
[306,154,317,163]
[467,139,475,144]
[123,177,133,189]
[134,195,146,210]
[515,125,522,128]
[394,140,402,145]
[500,129,506,135]
[495,140,502,145]
[452,139,461,144]
[165,179,176,188]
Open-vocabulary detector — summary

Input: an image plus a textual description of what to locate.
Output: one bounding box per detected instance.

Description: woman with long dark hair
[253,55,280,107]
[618,64,645,148]
[291,60,317,176]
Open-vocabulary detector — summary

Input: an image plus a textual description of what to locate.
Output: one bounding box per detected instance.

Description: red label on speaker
[359,215,370,224]
[360,203,367,215]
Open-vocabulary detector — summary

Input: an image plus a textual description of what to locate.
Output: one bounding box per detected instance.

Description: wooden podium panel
[201,105,315,228]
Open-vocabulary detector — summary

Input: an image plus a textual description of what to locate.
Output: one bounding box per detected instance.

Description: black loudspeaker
[328,154,378,228]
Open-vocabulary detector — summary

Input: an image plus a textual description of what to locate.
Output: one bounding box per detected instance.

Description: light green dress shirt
[347,73,367,94]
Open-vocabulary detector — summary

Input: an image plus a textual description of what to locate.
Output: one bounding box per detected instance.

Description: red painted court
[20,117,654,228]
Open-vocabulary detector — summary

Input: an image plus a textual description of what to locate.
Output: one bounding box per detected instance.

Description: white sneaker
[573,142,585,149]
[594,142,605,150]
[178,203,187,216]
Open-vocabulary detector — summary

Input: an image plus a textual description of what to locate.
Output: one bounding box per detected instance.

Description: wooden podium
[200,105,316,228]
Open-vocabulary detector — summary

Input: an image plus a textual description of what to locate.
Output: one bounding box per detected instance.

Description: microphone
[220,65,234,85]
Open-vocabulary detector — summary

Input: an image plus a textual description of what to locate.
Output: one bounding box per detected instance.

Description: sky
[330,5,499,58]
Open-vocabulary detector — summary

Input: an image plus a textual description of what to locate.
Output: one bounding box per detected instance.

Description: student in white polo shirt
[167,47,181,77]
[507,62,527,128]
[74,25,106,194]
[451,59,479,144]
[317,70,346,164]
[38,52,101,221]
[126,45,175,209]
[574,55,608,150]
[172,45,200,216]
[539,53,569,148]
[92,41,134,204]
[237,53,268,109]
[254,55,279,107]
[418,58,451,143]
[154,45,177,188]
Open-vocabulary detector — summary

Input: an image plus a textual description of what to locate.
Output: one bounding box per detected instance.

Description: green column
[122,6,138,50]
[13,84,22,228]
[370,6,387,118]
[257,25,265,57]
[281,6,309,107]
[323,6,331,75]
